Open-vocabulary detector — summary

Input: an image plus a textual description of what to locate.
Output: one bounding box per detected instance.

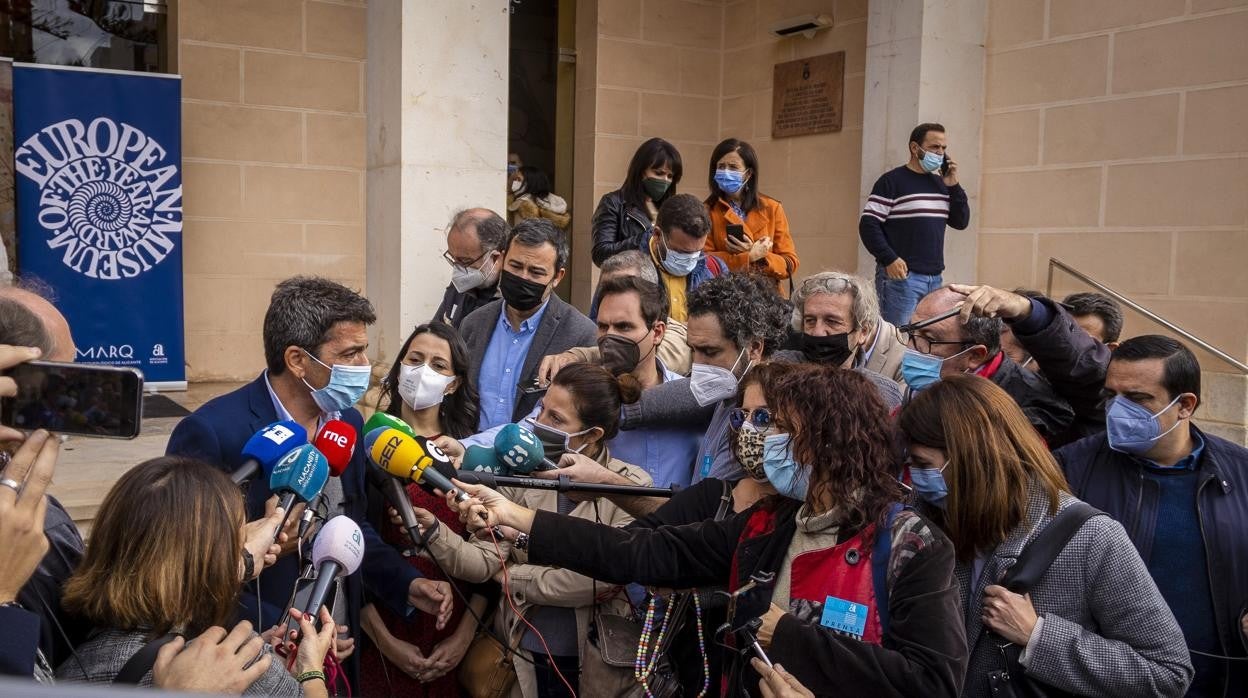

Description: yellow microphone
[367,428,465,502]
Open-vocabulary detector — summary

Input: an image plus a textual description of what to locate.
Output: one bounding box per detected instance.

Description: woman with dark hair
[703,138,799,294]
[360,322,488,696]
[422,362,653,698]
[508,165,571,230]
[57,456,337,695]
[897,375,1192,698]
[591,137,683,266]
[450,365,967,697]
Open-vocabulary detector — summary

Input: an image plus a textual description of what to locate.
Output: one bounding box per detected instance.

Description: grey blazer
[459,294,598,423]
[958,487,1193,698]
[56,628,300,695]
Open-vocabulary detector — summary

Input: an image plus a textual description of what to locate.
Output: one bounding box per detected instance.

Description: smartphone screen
[727,224,747,242]
[1,361,143,439]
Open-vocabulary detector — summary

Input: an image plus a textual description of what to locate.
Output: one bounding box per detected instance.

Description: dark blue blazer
[165,374,420,681]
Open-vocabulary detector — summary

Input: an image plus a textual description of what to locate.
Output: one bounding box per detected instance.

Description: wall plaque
[771,52,844,139]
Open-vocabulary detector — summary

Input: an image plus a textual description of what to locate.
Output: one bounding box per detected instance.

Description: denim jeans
[876,265,943,327]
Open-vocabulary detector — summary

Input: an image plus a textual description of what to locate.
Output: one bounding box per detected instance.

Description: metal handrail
[1046,258,1248,373]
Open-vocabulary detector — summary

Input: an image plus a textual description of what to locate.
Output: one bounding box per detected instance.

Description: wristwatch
[241,549,256,581]
[514,532,530,552]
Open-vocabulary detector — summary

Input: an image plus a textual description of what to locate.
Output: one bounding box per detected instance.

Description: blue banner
[13,65,184,384]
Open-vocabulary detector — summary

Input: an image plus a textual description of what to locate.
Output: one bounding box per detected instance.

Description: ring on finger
[0,477,20,493]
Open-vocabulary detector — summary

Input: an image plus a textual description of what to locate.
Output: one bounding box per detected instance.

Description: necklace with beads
[633,590,710,698]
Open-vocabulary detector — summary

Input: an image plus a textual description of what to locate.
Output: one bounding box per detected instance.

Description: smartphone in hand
[727,224,748,244]
[1,361,143,439]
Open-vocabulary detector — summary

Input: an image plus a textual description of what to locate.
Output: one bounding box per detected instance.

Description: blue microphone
[269,444,330,544]
[231,421,308,484]
[494,423,549,474]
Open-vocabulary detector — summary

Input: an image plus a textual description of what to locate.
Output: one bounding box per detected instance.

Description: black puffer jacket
[591,189,654,266]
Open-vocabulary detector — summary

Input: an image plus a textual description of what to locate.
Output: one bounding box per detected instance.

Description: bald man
[905,287,1075,444]
[0,286,75,362]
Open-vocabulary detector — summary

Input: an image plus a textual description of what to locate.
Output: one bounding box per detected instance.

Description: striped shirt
[858,165,970,275]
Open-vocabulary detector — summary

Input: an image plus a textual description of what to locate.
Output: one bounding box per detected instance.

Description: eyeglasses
[442,249,488,268]
[906,333,972,355]
[728,407,773,432]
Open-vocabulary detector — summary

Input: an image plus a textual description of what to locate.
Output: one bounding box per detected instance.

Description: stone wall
[178,0,367,380]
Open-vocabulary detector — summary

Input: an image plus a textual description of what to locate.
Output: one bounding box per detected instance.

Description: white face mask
[689,348,750,407]
[450,254,497,294]
[398,363,456,411]
[511,179,524,194]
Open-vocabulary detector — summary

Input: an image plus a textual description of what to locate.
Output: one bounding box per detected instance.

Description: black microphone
[455,470,680,498]
[366,463,425,548]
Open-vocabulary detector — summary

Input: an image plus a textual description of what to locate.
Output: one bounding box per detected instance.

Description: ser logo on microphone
[379,435,402,469]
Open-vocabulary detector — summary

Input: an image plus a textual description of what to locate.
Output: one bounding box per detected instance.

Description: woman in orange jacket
[703,138,800,295]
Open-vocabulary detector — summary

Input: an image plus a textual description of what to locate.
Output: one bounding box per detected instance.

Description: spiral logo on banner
[13,117,183,280]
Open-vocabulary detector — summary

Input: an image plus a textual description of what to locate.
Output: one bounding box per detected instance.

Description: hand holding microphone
[240,496,285,580]
[448,478,534,536]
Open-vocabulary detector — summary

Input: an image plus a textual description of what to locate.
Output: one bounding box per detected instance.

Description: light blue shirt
[608,361,702,487]
[478,300,550,430]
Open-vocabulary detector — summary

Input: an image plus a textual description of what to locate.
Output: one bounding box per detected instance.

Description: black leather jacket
[591,190,653,266]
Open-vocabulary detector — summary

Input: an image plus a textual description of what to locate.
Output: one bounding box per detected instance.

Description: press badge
[820,595,868,639]
[700,454,713,478]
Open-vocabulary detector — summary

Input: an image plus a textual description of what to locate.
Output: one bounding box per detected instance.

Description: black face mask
[598,333,646,376]
[500,270,549,312]
[800,332,854,366]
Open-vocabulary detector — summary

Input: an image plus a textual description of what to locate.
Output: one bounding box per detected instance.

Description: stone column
[366,0,510,362]
[857,0,987,286]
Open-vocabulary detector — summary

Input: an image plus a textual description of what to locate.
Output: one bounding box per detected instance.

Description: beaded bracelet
[296,670,326,683]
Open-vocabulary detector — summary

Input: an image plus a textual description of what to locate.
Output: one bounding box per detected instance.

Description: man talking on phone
[859,123,970,327]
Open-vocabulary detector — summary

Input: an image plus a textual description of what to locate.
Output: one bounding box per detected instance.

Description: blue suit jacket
[165,374,420,682]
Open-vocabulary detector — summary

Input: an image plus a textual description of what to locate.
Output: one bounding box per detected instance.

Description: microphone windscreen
[369,429,456,488]
[311,515,364,577]
[463,444,508,475]
[315,420,357,477]
[269,444,331,504]
[363,411,415,439]
[495,423,546,475]
[241,421,308,472]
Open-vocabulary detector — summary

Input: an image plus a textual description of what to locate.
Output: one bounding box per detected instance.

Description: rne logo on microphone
[322,430,349,449]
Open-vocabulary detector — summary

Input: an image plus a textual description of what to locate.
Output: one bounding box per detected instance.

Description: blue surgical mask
[302,350,372,413]
[1105,395,1183,455]
[661,248,701,277]
[909,462,948,508]
[714,168,747,195]
[762,433,809,502]
[899,345,974,391]
[919,148,944,174]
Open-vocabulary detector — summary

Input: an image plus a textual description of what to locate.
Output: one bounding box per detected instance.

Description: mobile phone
[280,574,340,635]
[940,156,950,176]
[726,224,748,243]
[1,360,143,439]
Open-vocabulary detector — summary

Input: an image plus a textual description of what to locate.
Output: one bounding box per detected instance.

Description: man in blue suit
[166,276,452,687]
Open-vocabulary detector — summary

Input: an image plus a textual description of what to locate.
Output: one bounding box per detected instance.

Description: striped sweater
[858,165,970,275]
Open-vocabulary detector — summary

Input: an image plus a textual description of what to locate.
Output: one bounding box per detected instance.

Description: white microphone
[301,516,365,621]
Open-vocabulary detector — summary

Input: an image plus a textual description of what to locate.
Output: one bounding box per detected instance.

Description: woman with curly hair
[448,364,968,697]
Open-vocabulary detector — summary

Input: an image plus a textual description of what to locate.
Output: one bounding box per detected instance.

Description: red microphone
[315,420,357,477]
[296,420,358,540]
